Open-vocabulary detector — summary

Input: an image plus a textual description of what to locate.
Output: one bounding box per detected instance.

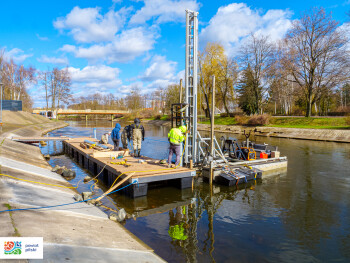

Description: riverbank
[0,111,164,262]
[146,119,350,143]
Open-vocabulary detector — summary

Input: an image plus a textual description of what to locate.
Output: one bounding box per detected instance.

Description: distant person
[121,125,131,149]
[167,125,187,168]
[130,118,145,157]
[111,123,121,150]
[99,133,109,144]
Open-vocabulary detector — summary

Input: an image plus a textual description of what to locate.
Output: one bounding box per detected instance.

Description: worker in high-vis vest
[167,125,187,168]
[130,118,145,157]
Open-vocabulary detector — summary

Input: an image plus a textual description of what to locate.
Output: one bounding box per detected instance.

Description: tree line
[0,51,35,110]
[0,50,72,111]
[114,8,350,118]
[196,8,350,117]
[2,7,349,118]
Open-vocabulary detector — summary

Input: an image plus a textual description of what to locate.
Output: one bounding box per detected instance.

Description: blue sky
[1,0,349,107]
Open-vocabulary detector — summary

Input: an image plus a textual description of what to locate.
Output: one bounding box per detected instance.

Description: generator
[240,147,256,161]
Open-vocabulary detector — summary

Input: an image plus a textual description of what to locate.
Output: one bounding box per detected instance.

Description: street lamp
[0,82,3,132]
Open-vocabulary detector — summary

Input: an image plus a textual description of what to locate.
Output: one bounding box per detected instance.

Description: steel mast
[184,9,198,164]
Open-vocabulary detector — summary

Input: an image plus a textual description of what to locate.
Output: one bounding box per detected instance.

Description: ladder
[184,10,198,164]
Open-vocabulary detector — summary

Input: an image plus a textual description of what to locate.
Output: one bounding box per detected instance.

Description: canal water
[40,121,350,263]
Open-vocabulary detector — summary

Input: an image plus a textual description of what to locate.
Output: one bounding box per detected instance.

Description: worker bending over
[130,118,145,157]
[111,123,121,150]
[167,125,187,168]
[121,125,131,149]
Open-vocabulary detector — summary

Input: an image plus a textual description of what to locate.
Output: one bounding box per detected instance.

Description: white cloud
[36,34,49,41]
[67,65,122,97]
[37,55,69,65]
[68,65,122,97]
[68,65,121,83]
[54,6,129,43]
[199,3,292,55]
[3,48,33,63]
[60,27,157,63]
[141,55,177,81]
[130,0,200,24]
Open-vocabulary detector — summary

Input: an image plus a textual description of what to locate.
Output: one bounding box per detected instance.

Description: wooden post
[111,114,113,122]
[85,115,88,122]
[210,76,215,188]
[179,79,183,103]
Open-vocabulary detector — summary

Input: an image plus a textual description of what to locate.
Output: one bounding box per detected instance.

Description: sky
[0,0,349,107]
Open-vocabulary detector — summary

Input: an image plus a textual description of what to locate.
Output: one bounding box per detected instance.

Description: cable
[0,182,135,213]
[0,173,82,189]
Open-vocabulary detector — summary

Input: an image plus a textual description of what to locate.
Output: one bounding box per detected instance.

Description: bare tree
[15,65,35,101]
[56,68,71,108]
[239,33,276,114]
[282,8,350,117]
[126,85,143,111]
[218,58,238,114]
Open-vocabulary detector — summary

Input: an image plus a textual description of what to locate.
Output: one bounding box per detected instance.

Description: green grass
[4,203,21,237]
[198,116,350,129]
[268,117,350,129]
[199,116,237,125]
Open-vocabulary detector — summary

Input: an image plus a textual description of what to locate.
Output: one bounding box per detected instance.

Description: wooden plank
[64,138,195,182]
[92,150,129,158]
[96,172,135,202]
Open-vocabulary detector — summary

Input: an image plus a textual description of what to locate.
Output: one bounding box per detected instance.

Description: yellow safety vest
[168,128,185,145]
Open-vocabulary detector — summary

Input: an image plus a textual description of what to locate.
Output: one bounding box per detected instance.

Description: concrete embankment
[0,111,165,262]
[146,119,350,143]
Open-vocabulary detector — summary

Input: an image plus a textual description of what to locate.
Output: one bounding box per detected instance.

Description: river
[40,120,350,263]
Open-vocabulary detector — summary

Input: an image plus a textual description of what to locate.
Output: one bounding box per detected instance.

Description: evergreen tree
[237,65,260,115]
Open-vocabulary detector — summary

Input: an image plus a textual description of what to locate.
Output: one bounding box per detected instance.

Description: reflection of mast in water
[168,179,253,262]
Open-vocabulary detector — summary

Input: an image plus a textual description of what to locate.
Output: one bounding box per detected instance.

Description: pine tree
[237,65,260,115]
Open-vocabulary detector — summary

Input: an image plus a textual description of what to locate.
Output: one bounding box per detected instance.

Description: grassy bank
[268,117,349,129]
[198,116,349,129]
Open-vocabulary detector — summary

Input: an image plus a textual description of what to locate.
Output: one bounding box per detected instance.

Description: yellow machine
[239,147,256,161]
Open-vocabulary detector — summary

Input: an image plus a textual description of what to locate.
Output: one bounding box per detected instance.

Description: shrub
[235,115,249,125]
[247,114,270,126]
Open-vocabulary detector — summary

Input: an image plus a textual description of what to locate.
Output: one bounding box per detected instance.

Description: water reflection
[41,120,350,263]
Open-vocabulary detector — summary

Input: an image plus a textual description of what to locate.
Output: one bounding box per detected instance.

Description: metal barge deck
[62,138,196,198]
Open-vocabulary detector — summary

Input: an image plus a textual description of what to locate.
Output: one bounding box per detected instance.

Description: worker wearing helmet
[130,118,145,157]
[167,125,187,168]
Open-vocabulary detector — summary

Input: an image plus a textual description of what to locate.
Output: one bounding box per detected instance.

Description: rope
[0,173,82,189]
[0,182,135,213]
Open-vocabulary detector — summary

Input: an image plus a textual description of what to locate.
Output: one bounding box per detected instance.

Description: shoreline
[0,112,164,262]
[146,119,350,143]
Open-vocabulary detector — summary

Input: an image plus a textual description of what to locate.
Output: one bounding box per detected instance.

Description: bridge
[33,109,130,120]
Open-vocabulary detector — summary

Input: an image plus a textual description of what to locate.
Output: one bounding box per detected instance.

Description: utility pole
[210,76,215,188]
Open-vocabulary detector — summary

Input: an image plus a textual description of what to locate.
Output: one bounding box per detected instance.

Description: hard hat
[179,125,187,133]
